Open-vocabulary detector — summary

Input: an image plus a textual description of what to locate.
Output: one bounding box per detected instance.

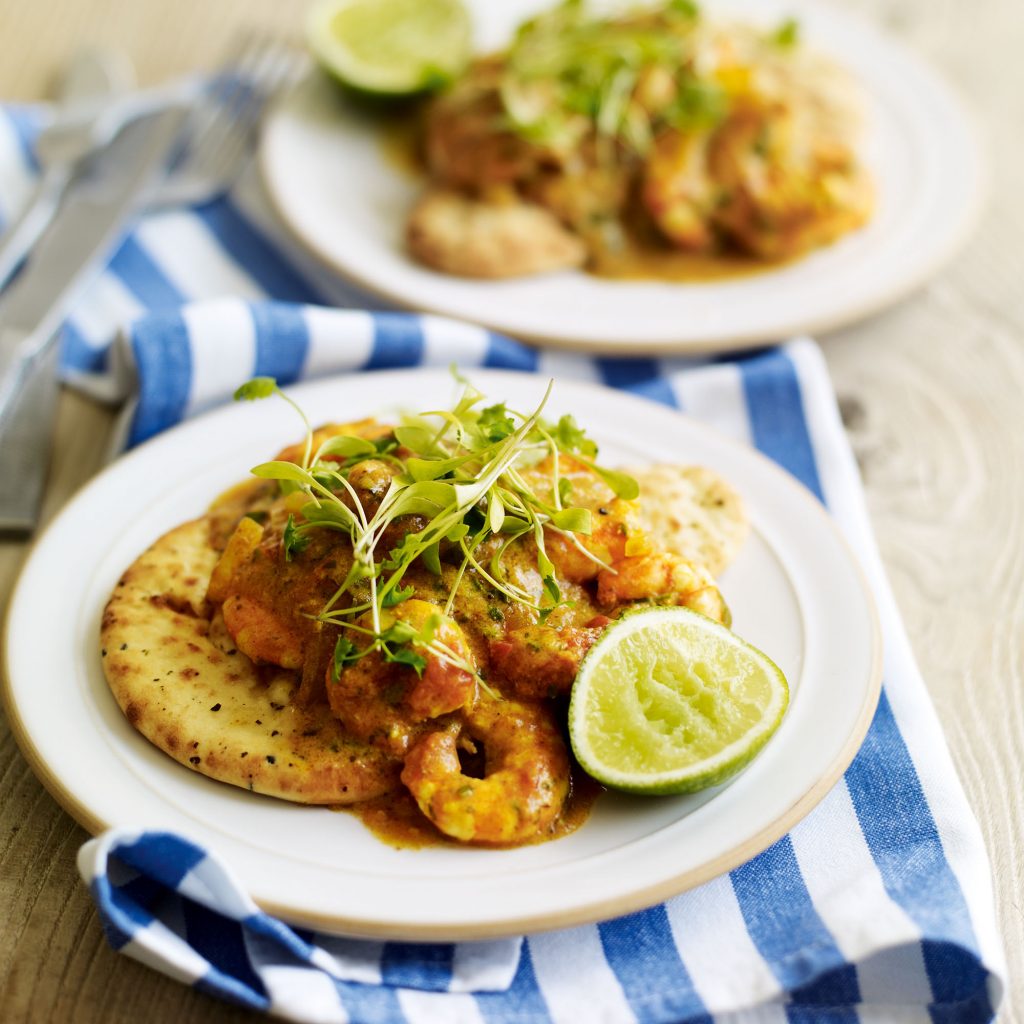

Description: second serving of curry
[401,0,873,280]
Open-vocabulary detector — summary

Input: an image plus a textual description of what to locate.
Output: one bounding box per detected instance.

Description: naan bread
[100,518,400,804]
[629,464,750,577]
[407,188,587,279]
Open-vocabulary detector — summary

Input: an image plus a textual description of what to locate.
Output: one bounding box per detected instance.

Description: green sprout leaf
[380,620,420,646]
[589,464,640,500]
[385,645,427,676]
[670,0,700,17]
[499,515,531,534]
[668,78,728,132]
[250,460,315,485]
[387,481,458,518]
[478,403,516,442]
[422,541,442,576]
[537,547,555,581]
[317,435,378,459]
[772,17,800,48]
[488,491,505,533]
[549,506,592,534]
[283,514,310,562]
[552,414,598,457]
[405,453,475,482]
[446,522,470,543]
[234,377,278,402]
[302,502,358,530]
[382,585,415,608]
[330,635,357,681]
[393,425,439,454]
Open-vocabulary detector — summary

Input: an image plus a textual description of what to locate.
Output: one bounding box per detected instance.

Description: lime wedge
[306,0,472,96]
[568,607,789,794]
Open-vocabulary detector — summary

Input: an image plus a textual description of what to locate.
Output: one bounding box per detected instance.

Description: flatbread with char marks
[101,518,401,804]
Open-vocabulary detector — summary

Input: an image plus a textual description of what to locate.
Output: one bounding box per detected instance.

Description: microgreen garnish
[497,0,730,164]
[282,514,310,562]
[234,378,314,469]
[478,404,517,443]
[669,0,700,17]
[331,636,358,681]
[234,371,638,683]
[234,377,277,401]
[772,16,800,48]
[382,585,415,608]
[552,413,597,457]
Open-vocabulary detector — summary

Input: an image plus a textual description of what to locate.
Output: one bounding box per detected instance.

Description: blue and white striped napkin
[1,104,1007,1023]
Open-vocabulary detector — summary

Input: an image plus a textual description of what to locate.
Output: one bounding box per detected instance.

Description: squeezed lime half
[568,606,789,795]
[306,0,472,96]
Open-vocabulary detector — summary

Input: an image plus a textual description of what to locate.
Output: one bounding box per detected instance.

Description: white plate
[260,0,984,355]
[3,370,881,939]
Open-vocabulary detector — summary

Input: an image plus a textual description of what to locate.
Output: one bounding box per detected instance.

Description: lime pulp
[306,0,472,96]
[568,606,789,795]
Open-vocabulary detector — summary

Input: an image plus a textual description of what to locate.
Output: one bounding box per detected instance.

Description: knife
[0,105,188,532]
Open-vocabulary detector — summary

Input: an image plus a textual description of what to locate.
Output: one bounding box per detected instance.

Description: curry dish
[405,0,873,280]
[100,378,748,847]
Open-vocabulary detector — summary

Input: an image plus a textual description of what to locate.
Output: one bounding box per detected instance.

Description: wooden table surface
[0,0,1020,1020]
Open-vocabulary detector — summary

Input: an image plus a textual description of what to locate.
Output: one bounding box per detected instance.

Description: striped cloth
[2,105,1006,1023]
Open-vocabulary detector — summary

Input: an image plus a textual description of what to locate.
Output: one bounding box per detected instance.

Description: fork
[147,35,304,211]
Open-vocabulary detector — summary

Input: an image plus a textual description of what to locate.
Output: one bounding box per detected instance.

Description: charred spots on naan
[101,514,425,805]
[104,658,138,682]
[148,592,202,618]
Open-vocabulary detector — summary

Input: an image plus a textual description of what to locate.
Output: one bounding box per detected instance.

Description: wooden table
[0,0,1020,1019]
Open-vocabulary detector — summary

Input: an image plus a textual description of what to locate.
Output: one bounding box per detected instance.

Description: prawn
[489,622,607,700]
[521,455,650,583]
[597,553,730,624]
[328,600,478,752]
[401,697,570,844]
[210,516,309,669]
[642,130,721,252]
[544,497,649,583]
[388,599,477,720]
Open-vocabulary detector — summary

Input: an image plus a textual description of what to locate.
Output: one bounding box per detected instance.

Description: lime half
[306,0,472,96]
[569,607,789,795]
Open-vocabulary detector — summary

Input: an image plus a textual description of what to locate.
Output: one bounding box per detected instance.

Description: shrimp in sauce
[204,413,738,847]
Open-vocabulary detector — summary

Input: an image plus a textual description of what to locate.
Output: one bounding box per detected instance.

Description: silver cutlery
[0,108,187,532]
[0,49,135,535]
[0,57,200,294]
[0,36,302,533]
[149,36,303,211]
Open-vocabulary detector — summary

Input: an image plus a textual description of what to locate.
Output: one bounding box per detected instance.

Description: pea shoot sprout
[234,371,638,684]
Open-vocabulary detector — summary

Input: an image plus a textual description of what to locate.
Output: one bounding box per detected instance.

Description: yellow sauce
[341,768,606,850]
[588,240,788,283]
[377,109,427,179]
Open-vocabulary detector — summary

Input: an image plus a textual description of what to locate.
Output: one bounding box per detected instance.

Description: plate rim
[258,0,987,355]
[1,367,883,939]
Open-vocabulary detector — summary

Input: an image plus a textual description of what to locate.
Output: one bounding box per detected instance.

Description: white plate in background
[260,0,984,354]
